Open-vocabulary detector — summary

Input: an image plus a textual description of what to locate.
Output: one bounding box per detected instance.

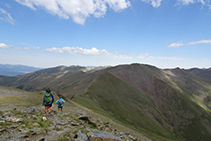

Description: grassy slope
[74,71,211,141]
[107,64,211,141]
[0,86,42,106]
[160,69,211,141]
[74,72,179,141]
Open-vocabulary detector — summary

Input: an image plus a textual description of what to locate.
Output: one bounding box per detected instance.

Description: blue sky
[0,0,211,69]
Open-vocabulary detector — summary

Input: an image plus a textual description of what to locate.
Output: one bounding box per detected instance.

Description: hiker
[43,89,54,115]
[56,95,65,112]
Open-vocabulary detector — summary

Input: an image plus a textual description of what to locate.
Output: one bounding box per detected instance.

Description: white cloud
[105,0,131,11]
[177,0,195,5]
[177,0,207,5]
[149,56,184,60]
[4,3,11,8]
[168,42,184,48]
[138,53,184,60]
[23,47,30,50]
[187,39,211,45]
[13,47,30,50]
[0,8,15,25]
[141,0,162,8]
[0,43,32,50]
[46,47,109,55]
[34,47,41,50]
[13,47,22,50]
[0,43,11,49]
[137,53,149,59]
[168,39,211,47]
[15,0,131,25]
[46,46,132,59]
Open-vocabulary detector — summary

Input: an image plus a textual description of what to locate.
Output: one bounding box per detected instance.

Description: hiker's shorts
[45,104,52,107]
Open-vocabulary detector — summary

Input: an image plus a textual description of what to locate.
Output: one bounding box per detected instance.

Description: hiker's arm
[51,93,54,103]
[42,95,45,105]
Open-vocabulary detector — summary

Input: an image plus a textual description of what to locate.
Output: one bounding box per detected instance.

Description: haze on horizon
[0,0,211,69]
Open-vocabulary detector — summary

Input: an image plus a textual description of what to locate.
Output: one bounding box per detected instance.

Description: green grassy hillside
[74,72,179,141]
[74,71,211,141]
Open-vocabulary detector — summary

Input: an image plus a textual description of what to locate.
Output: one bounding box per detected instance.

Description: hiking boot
[48,112,54,117]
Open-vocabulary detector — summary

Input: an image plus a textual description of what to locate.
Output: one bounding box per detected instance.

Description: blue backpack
[58,99,63,106]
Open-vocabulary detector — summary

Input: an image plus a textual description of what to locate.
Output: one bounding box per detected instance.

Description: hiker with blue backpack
[56,95,65,112]
[43,89,54,115]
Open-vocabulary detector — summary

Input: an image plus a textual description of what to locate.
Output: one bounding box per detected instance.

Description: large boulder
[27,106,36,113]
[91,130,122,141]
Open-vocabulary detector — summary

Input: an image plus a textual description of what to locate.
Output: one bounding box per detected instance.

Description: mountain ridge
[0,63,211,140]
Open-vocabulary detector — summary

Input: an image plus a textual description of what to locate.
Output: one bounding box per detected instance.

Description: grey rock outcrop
[0,107,147,141]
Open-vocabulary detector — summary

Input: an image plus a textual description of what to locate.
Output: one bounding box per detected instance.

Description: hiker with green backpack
[43,89,54,115]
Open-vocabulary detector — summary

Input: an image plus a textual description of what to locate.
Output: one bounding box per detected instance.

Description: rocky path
[0,106,151,141]
[0,86,151,141]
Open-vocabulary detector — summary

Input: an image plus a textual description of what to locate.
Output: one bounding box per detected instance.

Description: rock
[5,117,23,123]
[42,117,47,121]
[92,130,122,141]
[19,134,29,139]
[32,115,38,119]
[29,132,37,137]
[0,120,5,123]
[56,125,62,131]
[27,106,35,113]
[103,122,109,127]
[19,129,25,132]
[33,123,40,126]
[37,137,45,141]
[119,132,124,136]
[90,137,120,141]
[75,130,88,141]
[70,122,79,126]
[3,112,13,117]
[79,116,97,127]
[0,128,7,133]
[79,116,92,122]
[97,118,103,123]
[128,135,136,140]
[57,122,67,126]
[9,125,18,129]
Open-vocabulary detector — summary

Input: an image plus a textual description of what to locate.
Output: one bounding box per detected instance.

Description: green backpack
[44,93,52,104]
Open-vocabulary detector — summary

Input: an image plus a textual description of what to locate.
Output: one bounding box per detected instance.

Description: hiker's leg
[48,104,52,113]
[45,106,49,114]
[58,107,61,111]
[61,106,63,112]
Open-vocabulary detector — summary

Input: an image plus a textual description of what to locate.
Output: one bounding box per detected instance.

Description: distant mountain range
[0,64,42,76]
[0,64,109,76]
[0,63,211,141]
